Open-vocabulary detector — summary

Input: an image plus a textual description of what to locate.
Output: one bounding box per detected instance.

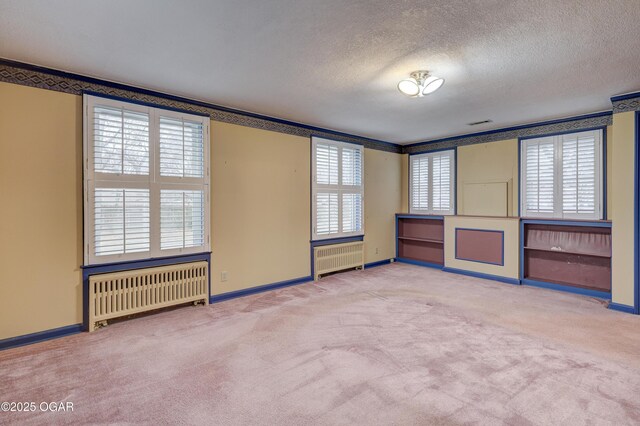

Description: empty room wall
[210,122,311,295]
[611,111,636,307]
[0,81,404,340]
[0,82,83,339]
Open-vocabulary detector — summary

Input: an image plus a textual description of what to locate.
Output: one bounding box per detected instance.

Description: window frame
[83,94,210,266]
[409,149,456,215]
[520,129,603,220]
[311,137,365,241]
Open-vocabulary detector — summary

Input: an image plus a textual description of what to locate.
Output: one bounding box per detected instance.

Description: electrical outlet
[375,247,379,254]
[221,271,228,282]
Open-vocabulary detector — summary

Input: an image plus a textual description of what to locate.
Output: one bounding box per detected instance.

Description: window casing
[520,129,603,220]
[311,137,364,240]
[83,95,210,265]
[410,150,455,215]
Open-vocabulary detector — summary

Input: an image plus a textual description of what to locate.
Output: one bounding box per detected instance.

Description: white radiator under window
[88,261,208,331]
[314,241,364,280]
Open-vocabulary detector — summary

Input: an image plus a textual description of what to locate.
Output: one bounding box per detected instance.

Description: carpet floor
[1,263,640,425]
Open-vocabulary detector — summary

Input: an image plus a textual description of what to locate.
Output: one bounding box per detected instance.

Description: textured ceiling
[0,0,639,144]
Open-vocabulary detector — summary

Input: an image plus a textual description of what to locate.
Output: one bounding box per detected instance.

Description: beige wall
[457,139,518,216]
[444,216,520,279]
[611,112,636,306]
[0,82,83,340]
[364,149,403,263]
[400,154,409,213]
[210,122,311,295]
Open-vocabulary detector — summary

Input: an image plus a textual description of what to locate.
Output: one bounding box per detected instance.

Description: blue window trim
[454,228,504,266]
[407,147,457,215]
[635,110,640,314]
[518,126,608,218]
[82,252,211,330]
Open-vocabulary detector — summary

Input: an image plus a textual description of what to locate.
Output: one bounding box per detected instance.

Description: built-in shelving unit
[396,214,444,267]
[521,220,612,296]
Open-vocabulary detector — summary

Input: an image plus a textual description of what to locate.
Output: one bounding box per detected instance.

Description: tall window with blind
[520,129,603,219]
[312,137,364,240]
[83,95,210,265]
[410,150,455,215]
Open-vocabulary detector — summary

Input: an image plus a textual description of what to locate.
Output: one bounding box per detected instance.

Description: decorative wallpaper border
[612,92,640,114]
[404,112,613,154]
[0,59,401,153]
[2,58,638,155]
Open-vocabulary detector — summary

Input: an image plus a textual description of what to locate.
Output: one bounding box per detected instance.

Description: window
[410,150,455,215]
[83,95,210,265]
[312,137,364,240]
[520,129,603,219]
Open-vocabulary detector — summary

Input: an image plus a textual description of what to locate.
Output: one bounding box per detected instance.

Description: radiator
[88,261,208,331]
[314,242,364,280]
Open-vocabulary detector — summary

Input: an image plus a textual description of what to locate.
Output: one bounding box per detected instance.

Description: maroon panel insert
[523,224,611,292]
[455,229,503,265]
[397,217,444,265]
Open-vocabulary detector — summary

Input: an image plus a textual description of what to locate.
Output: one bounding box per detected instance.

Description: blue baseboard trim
[442,267,521,285]
[521,278,611,299]
[364,259,393,269]
[395,258,444,270]
[0,324,83,351]
[209,275,313,303]
[607,302,636,314]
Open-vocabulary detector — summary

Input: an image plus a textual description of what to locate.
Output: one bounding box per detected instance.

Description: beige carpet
[1,263,640,425]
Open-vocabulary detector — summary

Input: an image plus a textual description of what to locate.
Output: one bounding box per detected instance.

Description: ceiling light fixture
[397,70,444,98]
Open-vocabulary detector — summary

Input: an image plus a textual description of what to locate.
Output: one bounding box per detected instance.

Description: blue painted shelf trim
[83,253,212,330]
[395,258,444,270]
[521,278,611,300]
[608,302,636,314]
[210,275,313,303]
[0,324,83,351]
[520,219,612,228]
[442,267,520,285]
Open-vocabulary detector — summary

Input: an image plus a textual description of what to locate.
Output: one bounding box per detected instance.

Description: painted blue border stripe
[635,110,640,314]
[0,324,83,351]
[395,258,444,270]
[521,278,611,299]
[364,259,393,268]
[442,267,520,285]
[406,111,612,148]
[0,58,399,150]
[611,92,640,102]
[210,275,313,303]
[608,302,636,314]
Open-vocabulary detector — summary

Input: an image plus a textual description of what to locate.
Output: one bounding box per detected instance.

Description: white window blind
[84,95,210,265]
[410,150,455,215]
[521,129,602,219]
[312,137,364,240]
